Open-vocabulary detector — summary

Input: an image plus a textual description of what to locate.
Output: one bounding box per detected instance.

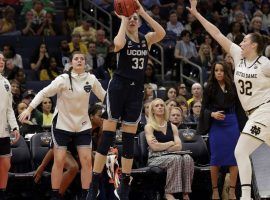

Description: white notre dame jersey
[230,43,270,111]
[30,72,106,132]
[0,74,18,138]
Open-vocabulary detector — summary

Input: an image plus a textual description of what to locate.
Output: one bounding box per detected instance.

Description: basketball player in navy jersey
[188,0,270,199]
[88,0,165,199]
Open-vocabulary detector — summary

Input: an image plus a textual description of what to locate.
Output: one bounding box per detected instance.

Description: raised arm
[187,0,232,53]
[136,0,166,48]
[113,14,128,52]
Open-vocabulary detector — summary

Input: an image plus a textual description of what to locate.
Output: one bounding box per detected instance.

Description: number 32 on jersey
[238,79,252,96]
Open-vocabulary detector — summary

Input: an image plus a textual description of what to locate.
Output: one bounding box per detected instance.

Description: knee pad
[97,131,115,156]
[122,132,135,159]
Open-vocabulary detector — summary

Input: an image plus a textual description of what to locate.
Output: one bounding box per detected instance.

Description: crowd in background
[0,0,270,199]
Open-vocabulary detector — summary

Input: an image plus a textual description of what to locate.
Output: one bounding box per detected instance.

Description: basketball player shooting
[187,0,270,199]
[87,0,165,200]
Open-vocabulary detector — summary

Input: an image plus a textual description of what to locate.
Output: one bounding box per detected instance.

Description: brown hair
[249,33,270,55]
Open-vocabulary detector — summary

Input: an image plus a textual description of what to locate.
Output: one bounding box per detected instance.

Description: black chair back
[30,132,52,169]
[179,129,210,165]
[10,135,32,173]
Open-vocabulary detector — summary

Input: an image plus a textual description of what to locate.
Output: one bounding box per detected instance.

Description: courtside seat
[10,135,32,174]
[30,132,52,170]
[129,131,166,200]
[179,129,211,199]
[7,135,35,199]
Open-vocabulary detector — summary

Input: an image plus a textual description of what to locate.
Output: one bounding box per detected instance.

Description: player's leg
[51,129,70,199]
[0,137,11,199]
[235,134,262,200]
[59,152,79,195]
[88,78,122,200]
[115,84,144,200]
[76,131,92,199]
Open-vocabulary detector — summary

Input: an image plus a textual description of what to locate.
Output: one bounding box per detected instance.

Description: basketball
[114,0,138,17]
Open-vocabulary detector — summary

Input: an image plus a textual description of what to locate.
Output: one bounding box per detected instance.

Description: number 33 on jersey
[114,35,148,83]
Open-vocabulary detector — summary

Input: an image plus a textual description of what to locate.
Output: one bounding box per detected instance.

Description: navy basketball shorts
[0,137,11,157]
[105,75,144,125]
[52,126,92,149]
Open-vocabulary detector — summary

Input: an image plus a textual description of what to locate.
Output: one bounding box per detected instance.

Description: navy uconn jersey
[114,35,149,83]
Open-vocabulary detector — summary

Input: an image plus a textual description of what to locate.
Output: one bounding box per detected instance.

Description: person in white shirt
[19,51,106,200]
[187,0,270,199]
[0,53,20,199]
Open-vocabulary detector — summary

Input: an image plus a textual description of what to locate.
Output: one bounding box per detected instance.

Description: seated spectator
[165,99,178,113]
[174,30,198,77]
[14,69,26,91]
[37,12,59,36]
[39,56,60,80]
[37,97,54,127]
[95,29,112,58]
[261,1,270,32]
[187,83,203,106]
[85,42,105,73]
[52,39,71,69]
[140,99,152,126]
[166,10,184,38]
[21,89,42,125]
[143,83,155,103]
[61,7,79,36]
[184,13,196,33]
[169,107,185,129]
[176,96,189,122]
[21,10,36,36]
[165,86,177,101]
[176,82,191,101]
[196,43,215,83]
[175,3,187,24]
[21,0,55,15]
[2,44,23,69]
[186,100,201,123]
[30,43,50,71]
[27,1,47,34]
[248,16,268,35]
[0,6,16,35]
[3,58,19,80]
[146,4,161,22]
[145,98,194,200]
[73,20,97,46]
[144,62,160,87]
[10,79,22,110]
[226,22,246,42]
[34,141,79,198]
[68,32,88,55]
[16,101,42,136]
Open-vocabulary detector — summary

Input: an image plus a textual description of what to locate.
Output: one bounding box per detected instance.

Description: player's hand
[186,0,198,16]
[114,11,129,22]
[10,129,20,145]
[211,111,225,120]
[135,0,144,15]
[18,108,31,122]
[33,165,45,183]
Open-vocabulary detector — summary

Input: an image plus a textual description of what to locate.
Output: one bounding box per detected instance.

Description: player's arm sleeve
[229,43,242,68]
[7,88,19,131]
[92,78,106,103]
[29,75,66,109]
[261,59,270,77]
